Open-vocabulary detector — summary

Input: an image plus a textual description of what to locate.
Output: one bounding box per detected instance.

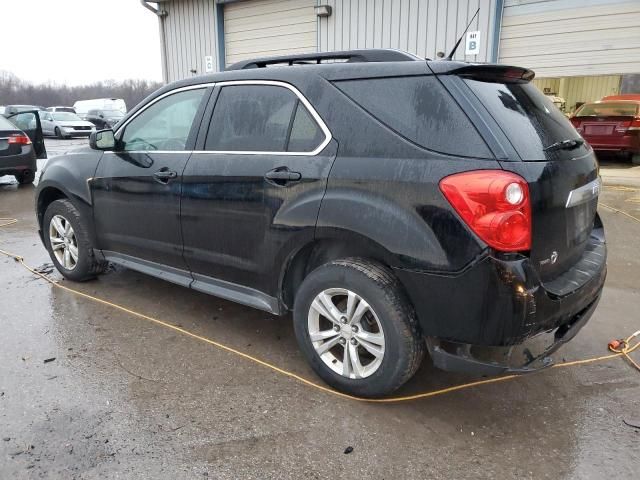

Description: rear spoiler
[428,62,535,83]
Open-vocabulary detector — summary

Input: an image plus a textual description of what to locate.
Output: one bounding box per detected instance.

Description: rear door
[459,76,599,282]
[91,86,210,276]
[6,110,47,159]
[181,81,335,299]
[40,112,54,136]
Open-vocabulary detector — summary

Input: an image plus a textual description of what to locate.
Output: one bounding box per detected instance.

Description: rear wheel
[43,199,106,281]
[632,153,640,165]
[293,258,425,398]
[16,170,35,185]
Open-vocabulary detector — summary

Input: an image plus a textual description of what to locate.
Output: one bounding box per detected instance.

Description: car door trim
[111,80,331,157]
[100,250,282,315]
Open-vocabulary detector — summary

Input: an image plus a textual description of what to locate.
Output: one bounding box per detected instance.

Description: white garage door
[499,0,640,77]
[224,0,317,67]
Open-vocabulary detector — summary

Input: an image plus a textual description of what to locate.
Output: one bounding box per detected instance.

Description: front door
[91,87,210,279]
[6,111,47,158]
[181,82,335,303]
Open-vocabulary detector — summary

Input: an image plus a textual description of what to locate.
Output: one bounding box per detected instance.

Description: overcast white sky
[1,0,162,85]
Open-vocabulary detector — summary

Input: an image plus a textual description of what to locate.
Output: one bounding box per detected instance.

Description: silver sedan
[39,111,95,139]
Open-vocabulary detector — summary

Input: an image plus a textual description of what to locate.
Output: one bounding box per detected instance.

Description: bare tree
[0,71,163,110]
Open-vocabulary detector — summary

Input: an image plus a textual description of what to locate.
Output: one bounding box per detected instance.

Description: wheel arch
[36,186,68,231]
[279,230,398,311]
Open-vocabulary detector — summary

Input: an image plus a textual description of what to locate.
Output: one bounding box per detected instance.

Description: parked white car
[73,98,126,120]
[39,111,95,138]
[46,106,77,114]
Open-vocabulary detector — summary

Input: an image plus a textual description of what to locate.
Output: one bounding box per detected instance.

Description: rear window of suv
[335,75,492,158]
[463,79,582,161]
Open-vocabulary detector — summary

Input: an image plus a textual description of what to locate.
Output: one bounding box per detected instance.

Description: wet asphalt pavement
[1,139,639,479]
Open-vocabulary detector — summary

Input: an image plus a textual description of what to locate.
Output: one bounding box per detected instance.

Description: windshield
[53,112,83,121]
[464,79,583,161]
[103,110,124,118]
[575,102,638,117]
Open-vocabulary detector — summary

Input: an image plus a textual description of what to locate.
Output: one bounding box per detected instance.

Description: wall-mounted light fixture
[315,5,332,17]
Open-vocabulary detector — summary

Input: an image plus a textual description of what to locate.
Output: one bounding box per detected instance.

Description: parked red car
[570,100,640,164]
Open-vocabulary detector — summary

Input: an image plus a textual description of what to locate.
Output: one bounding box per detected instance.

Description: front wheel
[293,259,425,398]
[632,153,640,165]
[54,127,65,139]
[43,199,106,281]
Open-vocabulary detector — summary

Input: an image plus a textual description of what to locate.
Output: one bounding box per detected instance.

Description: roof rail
[226,49,422,71]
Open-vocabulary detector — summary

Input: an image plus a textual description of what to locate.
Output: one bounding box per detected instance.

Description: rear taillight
[439,170,531,252]
[629,118,640,131]
[8,134,31,145]
[570,117,583,134]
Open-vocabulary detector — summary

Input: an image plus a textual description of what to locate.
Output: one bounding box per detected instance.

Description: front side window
[204,84,325,153]
[120,88,206,151]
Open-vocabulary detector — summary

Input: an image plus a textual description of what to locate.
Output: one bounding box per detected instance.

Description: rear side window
[335,75,491,158]
[464,79,582,161]
[288,102,325,152]
[204,84,325,153]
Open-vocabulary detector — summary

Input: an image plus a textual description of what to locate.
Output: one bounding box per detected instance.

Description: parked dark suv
[35,50,606,397]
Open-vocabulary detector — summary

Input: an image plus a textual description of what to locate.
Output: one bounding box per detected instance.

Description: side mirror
[90,129,116,150]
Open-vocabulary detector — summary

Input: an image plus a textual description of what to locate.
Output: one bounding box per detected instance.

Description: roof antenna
[445,7,480,61]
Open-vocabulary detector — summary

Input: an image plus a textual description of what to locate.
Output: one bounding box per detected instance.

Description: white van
[73,98,126,120]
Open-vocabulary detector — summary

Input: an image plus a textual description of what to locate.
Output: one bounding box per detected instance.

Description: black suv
[35,50,606,397]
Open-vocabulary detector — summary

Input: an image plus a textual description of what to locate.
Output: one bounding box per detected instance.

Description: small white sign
[465,31,481,55]
[205,55,214,73]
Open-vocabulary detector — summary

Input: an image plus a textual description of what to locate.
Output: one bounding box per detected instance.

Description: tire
[55,127,65,139]
[16,170,35,185]
[43,199,106,281]
[632,153,640,166]
[293,258,425,398]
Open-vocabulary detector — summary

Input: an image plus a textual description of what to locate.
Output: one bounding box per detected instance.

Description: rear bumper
[394,229,606,373]
[425,292,601,375]
[0,147,37,175]
[62,129,93,137]
[584,133,640,153]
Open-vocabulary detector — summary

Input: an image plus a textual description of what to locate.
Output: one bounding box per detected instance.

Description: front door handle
[153,168,178,183]
[264,167,302,185]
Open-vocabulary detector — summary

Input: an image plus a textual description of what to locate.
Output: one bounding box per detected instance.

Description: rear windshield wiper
[544,138,584,152]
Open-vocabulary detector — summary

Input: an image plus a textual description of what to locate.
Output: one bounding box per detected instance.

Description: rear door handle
[264,168,302,184]
[153,168,178,183]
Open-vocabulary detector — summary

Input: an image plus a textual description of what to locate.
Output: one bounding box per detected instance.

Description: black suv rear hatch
[451,66,601,284]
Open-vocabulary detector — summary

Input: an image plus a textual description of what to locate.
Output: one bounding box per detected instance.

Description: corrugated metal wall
[161,0,220,82]
[532,78,561,95]
[319,0,498,62]
[158,0,500,82]
[500,0,640,77]
[561,75,621,112]
[533,75,621,113]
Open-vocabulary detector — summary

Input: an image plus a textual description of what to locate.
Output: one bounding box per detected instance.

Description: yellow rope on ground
[599,202,640,224]
[0,213,637,402]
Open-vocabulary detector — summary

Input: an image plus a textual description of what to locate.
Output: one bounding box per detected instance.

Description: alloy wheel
[49,214,78,270]
[307,288,385,379]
